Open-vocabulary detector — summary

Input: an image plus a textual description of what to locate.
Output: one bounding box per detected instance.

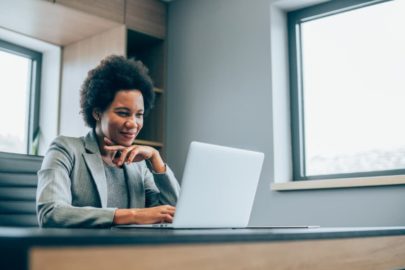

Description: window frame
[0,39,42,155]
[287,0,399,181]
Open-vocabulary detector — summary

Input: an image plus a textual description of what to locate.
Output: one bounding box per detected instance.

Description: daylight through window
[288,0,405,180]
[0,40,42,154]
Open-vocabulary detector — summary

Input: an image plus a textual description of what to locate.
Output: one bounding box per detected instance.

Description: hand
[113,205,176,225]
[103,137,165,172]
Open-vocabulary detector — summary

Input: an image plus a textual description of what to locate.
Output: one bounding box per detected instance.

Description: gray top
[36,130,180,228]
[104,164,129,209]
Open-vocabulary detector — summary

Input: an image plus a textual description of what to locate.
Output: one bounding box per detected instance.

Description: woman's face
[96,90,144,147]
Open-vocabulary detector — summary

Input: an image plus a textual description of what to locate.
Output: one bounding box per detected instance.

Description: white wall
[166,0,405,226]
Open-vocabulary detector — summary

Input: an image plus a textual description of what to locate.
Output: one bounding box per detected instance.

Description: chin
[113,133,137,146]
[119,139,135,147]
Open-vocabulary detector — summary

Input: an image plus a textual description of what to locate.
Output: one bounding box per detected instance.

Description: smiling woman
[36,55,180,228]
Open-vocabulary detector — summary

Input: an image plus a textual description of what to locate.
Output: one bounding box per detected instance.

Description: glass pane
[301,0,405,176]
[0,50,31,154]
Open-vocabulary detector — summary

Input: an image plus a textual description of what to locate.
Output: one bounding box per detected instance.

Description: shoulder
[47,135,87,160]
[51,135,85,151]
[41,135,86,170]
[52,135,83,146]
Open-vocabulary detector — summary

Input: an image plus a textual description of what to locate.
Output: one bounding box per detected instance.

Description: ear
[92,109,100,121]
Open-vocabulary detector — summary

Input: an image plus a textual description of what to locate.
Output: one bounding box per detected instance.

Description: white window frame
[269,0,405,190]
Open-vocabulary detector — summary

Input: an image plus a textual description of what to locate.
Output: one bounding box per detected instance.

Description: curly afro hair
[80,55,155,129]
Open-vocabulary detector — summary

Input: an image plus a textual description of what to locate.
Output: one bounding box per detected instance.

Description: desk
[1,227,405,270]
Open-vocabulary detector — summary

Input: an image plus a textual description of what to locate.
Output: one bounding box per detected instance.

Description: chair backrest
[0,152,43,227]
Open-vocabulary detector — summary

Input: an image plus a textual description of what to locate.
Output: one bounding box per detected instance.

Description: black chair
[0,151,43,227]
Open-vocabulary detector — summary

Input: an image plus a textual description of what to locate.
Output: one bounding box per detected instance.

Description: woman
[36,55,180,228]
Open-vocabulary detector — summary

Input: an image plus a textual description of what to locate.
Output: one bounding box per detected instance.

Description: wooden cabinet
[53,0,166,38]
[125,1,168,152]
[125,0,166,39]
[126,29,166,152]
[55,0,125,23]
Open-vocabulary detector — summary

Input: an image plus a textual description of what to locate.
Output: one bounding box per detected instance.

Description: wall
[166,0,405,226]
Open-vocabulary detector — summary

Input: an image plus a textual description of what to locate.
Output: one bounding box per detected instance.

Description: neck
[94,126,112,158]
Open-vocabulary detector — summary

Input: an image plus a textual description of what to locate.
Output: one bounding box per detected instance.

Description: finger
[160,209,175,216]
[162,214,173,223]
[131,147,151,163]
[160,208,175,217]
[165,209,175,217]
[104,146,125,161]
[104,145,126,152]
[164,204,176,211]
[104,137,114,146]
[116,149,130,166]
[126,148,140,164]
[132,146,153,160]
[154,205,175,212]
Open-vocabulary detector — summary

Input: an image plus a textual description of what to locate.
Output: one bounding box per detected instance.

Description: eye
[136,113,144,118]
[116,111,130,117]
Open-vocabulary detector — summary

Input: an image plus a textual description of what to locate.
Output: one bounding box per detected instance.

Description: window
[0,39,42,155]
[288,0,405,180]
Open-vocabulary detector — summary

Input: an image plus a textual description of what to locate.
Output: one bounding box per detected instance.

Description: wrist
[113,209,138,225]
[149,150,166,173]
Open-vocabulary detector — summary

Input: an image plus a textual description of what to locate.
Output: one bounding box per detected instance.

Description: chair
[0,151,43,227]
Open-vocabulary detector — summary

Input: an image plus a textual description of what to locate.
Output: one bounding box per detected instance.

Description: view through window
[0,40,41,154]
[289,0,405,179]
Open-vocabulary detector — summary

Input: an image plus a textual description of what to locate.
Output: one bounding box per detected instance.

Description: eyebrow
[114,107,130,110]
[114,107,144,112]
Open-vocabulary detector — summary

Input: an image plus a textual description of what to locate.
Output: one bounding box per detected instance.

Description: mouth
[120,131,136,140]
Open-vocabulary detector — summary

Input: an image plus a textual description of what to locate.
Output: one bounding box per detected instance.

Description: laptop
[114,141,316,229]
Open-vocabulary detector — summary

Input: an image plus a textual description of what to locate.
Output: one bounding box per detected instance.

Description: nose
[124,116,138,129]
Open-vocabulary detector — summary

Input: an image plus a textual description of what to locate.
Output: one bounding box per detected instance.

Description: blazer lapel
[82,131,108,208]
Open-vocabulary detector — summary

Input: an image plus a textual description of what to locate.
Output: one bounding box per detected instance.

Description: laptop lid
[172,141,264,228]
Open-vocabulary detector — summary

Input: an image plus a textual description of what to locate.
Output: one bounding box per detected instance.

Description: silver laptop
[115,141,265,229]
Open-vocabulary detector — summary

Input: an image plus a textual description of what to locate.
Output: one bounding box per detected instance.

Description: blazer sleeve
[144,162,181,207]
[36,137,116,228]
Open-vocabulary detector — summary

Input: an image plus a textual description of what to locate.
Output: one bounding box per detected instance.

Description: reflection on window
[0,40,41,154]
[289,0,405,179]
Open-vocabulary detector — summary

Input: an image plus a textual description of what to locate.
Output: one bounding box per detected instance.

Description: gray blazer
[36,131,180,228]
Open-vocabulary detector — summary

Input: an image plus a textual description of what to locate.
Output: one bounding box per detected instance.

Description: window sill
[271,175,405,191]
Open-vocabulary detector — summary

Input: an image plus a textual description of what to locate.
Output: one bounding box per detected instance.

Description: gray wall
[166,0,405,226]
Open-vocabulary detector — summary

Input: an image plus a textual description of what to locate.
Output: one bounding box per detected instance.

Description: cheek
[100,119,110,136]
[100,116,119,136]
[137,118,144,129]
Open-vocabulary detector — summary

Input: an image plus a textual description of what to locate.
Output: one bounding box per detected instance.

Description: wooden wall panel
[56,0,125,23]
[0,0,120,46]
